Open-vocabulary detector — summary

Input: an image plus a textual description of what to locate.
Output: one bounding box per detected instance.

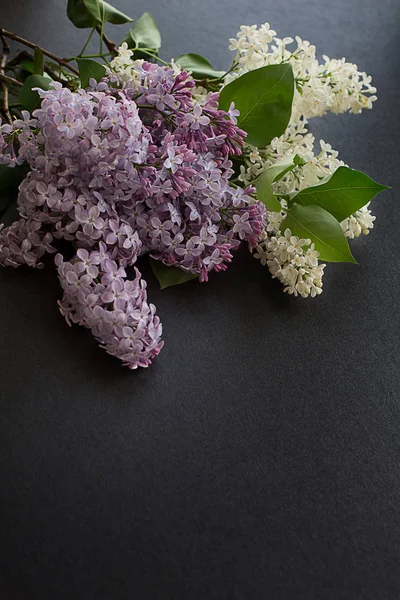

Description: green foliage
[19,60,71,83]
[0,164,29,216]
[175,54,225,80]
[76,58,106,88]
[0,163,29,191]
[67,0,99,28]
[19,74,52,112]
[149,258,198,289]
[218,64,294,147]
[102,1,132,24]
[19,59,35,74]
[67,0,131,28]
[33,47,44,76]
[281,204,357,263]
[254,154,305,212]
[291,166,389,222]
[122,12,161,51]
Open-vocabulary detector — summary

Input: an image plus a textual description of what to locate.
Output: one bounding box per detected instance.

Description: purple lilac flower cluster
[56,250,163,368]
[0,61,266,369]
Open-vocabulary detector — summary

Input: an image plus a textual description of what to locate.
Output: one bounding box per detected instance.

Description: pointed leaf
[102,1,132,24]
[175,54,225,80]
[0,164,29,215]
[0,194,13,214]
[19,59,35,74]
[67,0,131,27]
[281,204,357,263]
[254,154,305,211]
[218,64,294,147]
[19,74,52,112]
[83,0,101,20]
[0,163,29,191]
[67,0,99,28]
[19,59,73,83]
[33,47,44,76]
[122,13,161,50]
[76,58,106,88]
[292,166,389,222]
[149,258,198,289]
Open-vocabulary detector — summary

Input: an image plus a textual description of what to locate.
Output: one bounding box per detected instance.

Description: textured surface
[0,1,399,599]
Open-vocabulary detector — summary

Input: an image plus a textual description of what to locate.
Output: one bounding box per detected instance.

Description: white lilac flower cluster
[254,210,325,298]
[227,24,377,118]
[340,204,376,239]
[226,23,378,296]
[107,42,144,84]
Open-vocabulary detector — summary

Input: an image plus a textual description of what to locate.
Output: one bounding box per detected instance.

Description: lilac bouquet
[0,2,388,369]
[0,59,265,368]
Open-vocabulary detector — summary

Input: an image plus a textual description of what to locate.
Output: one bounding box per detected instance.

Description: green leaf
[19,60,71,83]
[254,154,305,212]
[67,0,99,28]
[218,64,294,147]
[0,163,29,215]
[33,47,44,76]
[19,74,52,112]
[291,166,389,222]
[149,258,198,289]
[175,54,225,80]
[281,204,357,263]
[19,59,35,74]
[0,194,12,214]
[122,12,161,51]
[102,1,132,24]
[67,0,131,27]
[76,58,106,88]
[45,62,75,83]
[0,163,29,191]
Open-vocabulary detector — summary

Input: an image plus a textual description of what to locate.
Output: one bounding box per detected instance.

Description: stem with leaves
[78,27,96,57]
[0,28,79,75]
[0,73,22,88]
[138,49,171,67]
[95,26,117,55]
[8,50,68,83]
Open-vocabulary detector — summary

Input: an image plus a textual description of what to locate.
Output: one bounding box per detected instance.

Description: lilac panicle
[0,61,266,368]
[56,250,163,369]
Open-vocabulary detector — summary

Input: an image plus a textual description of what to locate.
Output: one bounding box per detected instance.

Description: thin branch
[0,33,12,123]
[0,73,23,88]
[138,49,171,67]
[0,28,79,75]
[7,50,31,68]
[95,26,116,54]
[8,50,67,83]
[78,27,96,57]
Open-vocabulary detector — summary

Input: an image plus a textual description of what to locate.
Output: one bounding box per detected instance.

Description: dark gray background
[0,1,399,598]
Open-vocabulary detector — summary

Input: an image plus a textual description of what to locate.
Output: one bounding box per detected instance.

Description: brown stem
[7,50,31,68]
[0,72,23,88]
[0,28,79,75]
[0,33,12,123]
[8,50,67,84]
[95,26,117,54]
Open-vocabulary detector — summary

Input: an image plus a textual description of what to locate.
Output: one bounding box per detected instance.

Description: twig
[0,28,79,75]
[8,51,68,84]
[7,50,31,68]
[0,33,11,123]
[138,49,171,67]
[0,72,23,88]
[95,26,116,54]
[78,27,96,57]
